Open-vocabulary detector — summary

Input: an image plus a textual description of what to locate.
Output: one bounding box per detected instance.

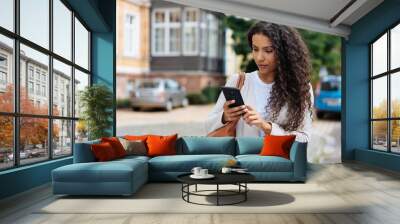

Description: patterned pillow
[118,138,147,156]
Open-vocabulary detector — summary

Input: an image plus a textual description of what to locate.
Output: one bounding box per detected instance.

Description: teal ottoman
[52,156,148,196]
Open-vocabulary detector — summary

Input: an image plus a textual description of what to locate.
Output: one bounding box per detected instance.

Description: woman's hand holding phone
[242,105,272,135]
[221,102,272,135]
[222,100,247,124]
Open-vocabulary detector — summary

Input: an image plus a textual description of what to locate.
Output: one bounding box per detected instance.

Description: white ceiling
[225,0,352,22]
[164,0,384,37]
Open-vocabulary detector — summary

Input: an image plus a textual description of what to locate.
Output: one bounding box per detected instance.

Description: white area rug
[38,183,361,214]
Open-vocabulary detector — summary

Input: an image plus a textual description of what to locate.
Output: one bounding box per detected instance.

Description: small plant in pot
[79,84,113,140]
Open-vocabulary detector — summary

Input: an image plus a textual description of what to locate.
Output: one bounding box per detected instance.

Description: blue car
[315,75,341,119]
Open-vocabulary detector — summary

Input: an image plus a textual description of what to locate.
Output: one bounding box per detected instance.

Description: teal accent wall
[355,149,400,172]
[91,0,116,136]
[344,0,400,171]
[0,0,116,200]
[0,158,72,199]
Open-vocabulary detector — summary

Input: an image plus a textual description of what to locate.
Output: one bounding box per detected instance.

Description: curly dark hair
[247,22,312,131]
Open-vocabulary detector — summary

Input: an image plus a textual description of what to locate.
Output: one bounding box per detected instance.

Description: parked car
[7,150,31,161]
[130,79,189,111]
[315,75,341,119]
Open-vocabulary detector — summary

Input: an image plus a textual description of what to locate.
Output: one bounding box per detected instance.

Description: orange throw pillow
[259,135,296,159]
[101,137,127,158]
[91,142,117,161]
[124,135,149,142]
[146,134,178,157]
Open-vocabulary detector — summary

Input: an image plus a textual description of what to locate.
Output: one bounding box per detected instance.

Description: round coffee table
[177,172,255,206]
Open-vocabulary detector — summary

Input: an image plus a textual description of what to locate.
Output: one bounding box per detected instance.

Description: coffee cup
[221,167,232,174]
[200,169,208,176]
[191,167,202,176]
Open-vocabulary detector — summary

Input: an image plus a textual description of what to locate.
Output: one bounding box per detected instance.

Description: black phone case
[221,87,245,108]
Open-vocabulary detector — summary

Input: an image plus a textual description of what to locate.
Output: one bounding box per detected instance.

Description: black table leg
[195,184,197,192]
[187,184,190,202]
[217,184,219,206]
[245,183,247,201]
[181,183,183,199]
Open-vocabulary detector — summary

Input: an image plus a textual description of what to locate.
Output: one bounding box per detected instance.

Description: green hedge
[116,98,131,108]
[187,93,209,105]
[187,86,221,105]
[201,86,221,103]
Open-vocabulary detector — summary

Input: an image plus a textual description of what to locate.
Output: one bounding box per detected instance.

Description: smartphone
[221,87,245,108]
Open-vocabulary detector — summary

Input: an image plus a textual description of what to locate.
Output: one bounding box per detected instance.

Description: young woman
[205,21,313,142]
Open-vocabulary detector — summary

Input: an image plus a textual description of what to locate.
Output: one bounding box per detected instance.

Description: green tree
[79,84,113,140]
[223,16,255,71]
[223,16,342,85]
[298,29,341,83]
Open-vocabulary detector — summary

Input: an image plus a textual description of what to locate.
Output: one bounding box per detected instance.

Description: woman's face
[251,33,277,76]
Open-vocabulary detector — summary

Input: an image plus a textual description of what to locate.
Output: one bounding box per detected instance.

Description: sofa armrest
[289,141,308,181]
[73,140,100,163]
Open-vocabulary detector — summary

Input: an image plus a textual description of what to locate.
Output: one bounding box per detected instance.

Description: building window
[35,70,41,81]
[41,73,46,83]
[28,66,34,80]
[42,85,46,97]
[124,13,140,57]
[36,83,40,95]
[199,12,207,56]
[0,54,7,67]
[207,14,219,58]
[28,81,34,94]
[0,55,6,81]
[183,8,199,55]
[0,71,6,86]
[0,54,7,90]
[370,23,400,154]
[151,8,181,56]
[0,0,91,170]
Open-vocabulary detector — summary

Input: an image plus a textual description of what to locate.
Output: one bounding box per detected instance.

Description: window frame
[123,11,140,58]
[0,0,91,171]
[370,20,400,154]
[151,7,182,57]
[182,7,199,56]
[207,13,219,58]
[0,53,7,88]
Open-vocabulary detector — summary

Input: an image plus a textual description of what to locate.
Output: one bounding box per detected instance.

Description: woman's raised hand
[222,100,247,123]
[243,105,272,134]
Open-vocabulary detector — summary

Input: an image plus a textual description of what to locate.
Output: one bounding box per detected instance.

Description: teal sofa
[52,136,307,196]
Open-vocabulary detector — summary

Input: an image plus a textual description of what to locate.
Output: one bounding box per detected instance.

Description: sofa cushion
[118,138,147,156]
[236,137,263,155]
[148,154,235,172]
[147,134,178,157]
[124,135,149,142]
[101,137,127,158]
[91,142,118,161]
[260,135,296,159]
[236,155,293,172]
[52,159,147,183]
[176,137,236,155]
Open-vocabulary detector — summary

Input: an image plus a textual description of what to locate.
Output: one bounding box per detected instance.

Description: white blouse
[204,70,313,143]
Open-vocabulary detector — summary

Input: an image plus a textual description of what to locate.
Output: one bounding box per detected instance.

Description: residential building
[148,0,226,93]
[116,0,226,99]
[116,0,151,99]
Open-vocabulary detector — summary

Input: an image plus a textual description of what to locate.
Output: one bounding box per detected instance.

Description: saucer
[190,174,215,179]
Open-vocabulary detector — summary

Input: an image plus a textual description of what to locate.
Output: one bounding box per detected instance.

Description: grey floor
[1,162,400,224]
